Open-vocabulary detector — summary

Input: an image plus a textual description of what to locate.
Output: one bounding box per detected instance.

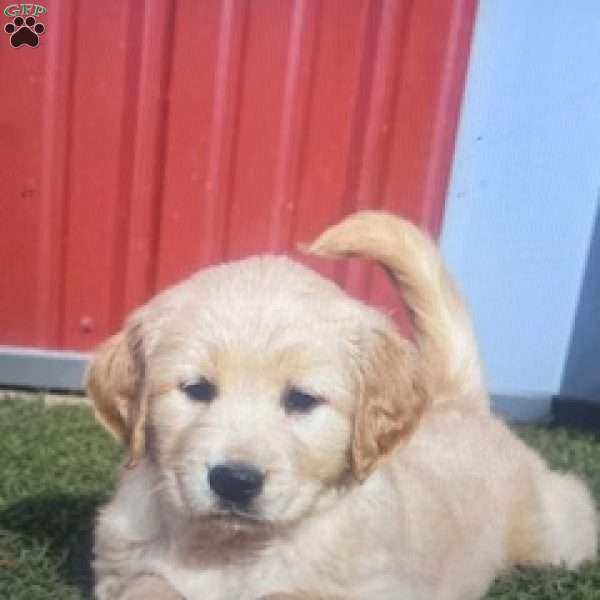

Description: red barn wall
[0,0,476,352]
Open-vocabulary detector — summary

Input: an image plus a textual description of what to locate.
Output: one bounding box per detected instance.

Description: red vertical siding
[0,0,476,351]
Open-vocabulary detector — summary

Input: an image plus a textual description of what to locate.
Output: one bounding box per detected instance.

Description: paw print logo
[4,15,45,48]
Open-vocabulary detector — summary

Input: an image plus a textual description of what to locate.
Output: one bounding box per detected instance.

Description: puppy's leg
[510,469,598,569]
[535,472,597,568]
[308,211,488,413]
[119,574,184,600]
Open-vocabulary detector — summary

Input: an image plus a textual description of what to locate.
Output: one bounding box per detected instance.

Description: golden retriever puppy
[87,212,597,600]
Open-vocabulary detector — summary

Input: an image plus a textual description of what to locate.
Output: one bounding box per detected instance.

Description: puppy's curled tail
[308,211,488,412]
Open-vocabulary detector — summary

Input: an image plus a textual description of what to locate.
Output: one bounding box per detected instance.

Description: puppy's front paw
[119,574,183,600]
[258,595,305,600]
[259,595,343,600]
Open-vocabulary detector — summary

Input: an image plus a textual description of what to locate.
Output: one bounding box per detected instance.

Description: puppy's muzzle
[208,462,265,506]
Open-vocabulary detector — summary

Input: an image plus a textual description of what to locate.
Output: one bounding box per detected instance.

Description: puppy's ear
[352,328,425,480]
[85,319,148,467]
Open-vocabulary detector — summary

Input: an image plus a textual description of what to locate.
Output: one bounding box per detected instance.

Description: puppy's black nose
[208,462,264,505]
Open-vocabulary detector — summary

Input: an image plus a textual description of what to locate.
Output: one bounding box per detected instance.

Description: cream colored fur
[87,212,597,600]
[309,211,487,413]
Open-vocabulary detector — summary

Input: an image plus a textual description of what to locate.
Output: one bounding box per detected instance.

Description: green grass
[0,398,599,599]
[0,397,122,600]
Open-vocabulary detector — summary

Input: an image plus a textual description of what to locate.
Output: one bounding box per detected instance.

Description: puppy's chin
[172,507,278,566]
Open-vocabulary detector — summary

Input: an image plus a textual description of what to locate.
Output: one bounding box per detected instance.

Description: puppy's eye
[283,387,323,414]
[180,378,217,403]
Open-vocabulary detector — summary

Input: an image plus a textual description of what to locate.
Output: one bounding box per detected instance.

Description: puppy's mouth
[209,501,267,525]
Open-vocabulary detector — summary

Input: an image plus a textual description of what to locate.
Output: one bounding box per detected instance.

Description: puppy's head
[86,256,424,529]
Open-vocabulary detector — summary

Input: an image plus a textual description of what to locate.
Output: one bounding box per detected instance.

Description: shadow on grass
[0,493,105,599]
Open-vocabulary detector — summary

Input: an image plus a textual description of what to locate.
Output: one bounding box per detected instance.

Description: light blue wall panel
[442,1,600,397]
